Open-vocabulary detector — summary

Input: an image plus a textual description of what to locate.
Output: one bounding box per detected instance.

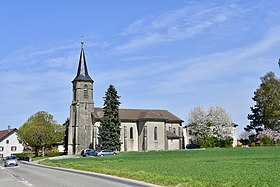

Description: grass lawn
[39,147,280,187]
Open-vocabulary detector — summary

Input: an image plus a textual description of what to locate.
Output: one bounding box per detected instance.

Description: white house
[0,126,24,158]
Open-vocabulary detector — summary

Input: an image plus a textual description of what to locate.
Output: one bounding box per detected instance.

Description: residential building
[0,126,24,158]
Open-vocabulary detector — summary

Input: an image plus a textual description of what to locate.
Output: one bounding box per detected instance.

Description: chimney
[8,125,11,132]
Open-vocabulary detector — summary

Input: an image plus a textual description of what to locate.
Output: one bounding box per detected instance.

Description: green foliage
[260,135,271,145]
[198,136,233,148]
[99,85,121,151]
[41,147,280,187]
[62,118,69,153]
[197,136,217,148]
[17,111,64,155]
[14,152,34,160]
[45,147,65,157]
[246,72,280,132]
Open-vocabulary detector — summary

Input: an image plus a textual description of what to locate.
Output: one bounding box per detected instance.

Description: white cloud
[114,3,237,52]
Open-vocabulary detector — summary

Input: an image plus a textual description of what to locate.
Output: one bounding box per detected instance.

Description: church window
[84,89,88,99]
[6,140,9,144]
[154,127,158,141]
[144,126,147,137]
[11,146,17,151]
[130,127,133,139]
[0,146,3,151]
[84,85,88,99]
[0,154,3,158]
[173,127,176,134]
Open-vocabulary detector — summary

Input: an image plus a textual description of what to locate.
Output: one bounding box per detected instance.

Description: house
[67,42,184,154]
[0,126,24,158]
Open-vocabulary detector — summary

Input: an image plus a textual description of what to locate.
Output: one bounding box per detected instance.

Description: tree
[187,105,233,147]
[187,106,210,139]
[99,85,121,151]
[207,106,233,140]
[62,118,69,154]
[246,72,280,132]
[17,111,64,156]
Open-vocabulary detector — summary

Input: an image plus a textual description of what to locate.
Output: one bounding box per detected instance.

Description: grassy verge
[39,147,280,187]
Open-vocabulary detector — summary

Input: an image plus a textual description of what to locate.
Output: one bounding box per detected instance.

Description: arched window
[154,127,157,141]
[130,127,133,139]
[173,127,176,134]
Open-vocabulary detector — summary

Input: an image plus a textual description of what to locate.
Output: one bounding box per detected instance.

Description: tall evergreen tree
[63,118,69,154]
[246,72,280,132]
[99,85,121,151]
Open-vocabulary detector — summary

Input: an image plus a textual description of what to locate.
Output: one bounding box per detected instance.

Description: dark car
[186,144,200,149]
[81,149,96,157]
[4,156,18,167]
[95,150,116,156]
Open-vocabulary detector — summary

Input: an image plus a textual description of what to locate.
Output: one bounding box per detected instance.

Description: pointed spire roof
[73,41,93,82]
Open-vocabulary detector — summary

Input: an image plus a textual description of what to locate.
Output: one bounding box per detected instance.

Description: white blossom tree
[207,106,233,140]
[187,106,210,139]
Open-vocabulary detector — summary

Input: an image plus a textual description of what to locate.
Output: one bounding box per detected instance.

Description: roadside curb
[21,160,162,187]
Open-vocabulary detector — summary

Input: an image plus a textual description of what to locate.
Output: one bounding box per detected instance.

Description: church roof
[92,108,183,123]
[166,130,181,139]
[0,128,16,142]
[72,41,93,82]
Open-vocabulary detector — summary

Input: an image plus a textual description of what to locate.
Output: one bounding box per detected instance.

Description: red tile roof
[0,128,16,141]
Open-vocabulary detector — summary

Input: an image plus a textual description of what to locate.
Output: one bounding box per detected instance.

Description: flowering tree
[207,106,233,140]
[187,105,234,147]
[257,129,280,145]
[187,106,209,139]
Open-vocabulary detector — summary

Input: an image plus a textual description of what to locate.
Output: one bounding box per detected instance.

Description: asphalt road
[0,161,160,187]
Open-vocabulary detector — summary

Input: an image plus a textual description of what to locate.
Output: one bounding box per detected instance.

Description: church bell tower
[68,41,94,155]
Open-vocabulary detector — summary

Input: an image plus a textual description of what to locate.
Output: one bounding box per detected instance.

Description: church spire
[73,41,93,82]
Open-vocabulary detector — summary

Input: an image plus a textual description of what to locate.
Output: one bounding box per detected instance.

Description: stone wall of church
[165,122,182,137]
[167,139,180,150]
[145,121,165,151]
[120,122,138,152]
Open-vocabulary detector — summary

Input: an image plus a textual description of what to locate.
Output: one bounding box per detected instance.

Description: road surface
[0,161,159,187]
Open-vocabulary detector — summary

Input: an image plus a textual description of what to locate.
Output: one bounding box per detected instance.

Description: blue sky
[1,1,280,136]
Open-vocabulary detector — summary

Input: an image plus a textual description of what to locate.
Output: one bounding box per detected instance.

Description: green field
[40,147,280,187]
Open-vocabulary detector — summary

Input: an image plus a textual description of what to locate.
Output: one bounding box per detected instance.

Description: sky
[1,1,280,137]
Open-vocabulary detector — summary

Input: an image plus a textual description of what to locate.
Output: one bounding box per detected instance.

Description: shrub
[261,135,271,145]
[14,152,34,160]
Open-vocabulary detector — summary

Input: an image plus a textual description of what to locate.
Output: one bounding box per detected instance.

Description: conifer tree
[99,84,121,151]
[246,72,280,132]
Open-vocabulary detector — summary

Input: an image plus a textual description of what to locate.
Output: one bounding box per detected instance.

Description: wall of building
[145,121,165,151]
[165,122,182,136]
[167,139,180,150]
[0,132,24,158]
[120,122,138,152]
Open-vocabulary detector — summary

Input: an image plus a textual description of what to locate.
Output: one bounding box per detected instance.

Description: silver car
[4,156,18,167]
[95,150,116,156]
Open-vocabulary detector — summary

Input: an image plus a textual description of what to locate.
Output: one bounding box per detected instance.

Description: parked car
[4,156,18,167]
[186,144,200,149]
[81,149,96,157]
[95,150,116,156]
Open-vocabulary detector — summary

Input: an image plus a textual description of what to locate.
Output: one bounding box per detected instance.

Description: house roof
[166,130,181,139]
[0,128,16,142]
[93,108,183,123]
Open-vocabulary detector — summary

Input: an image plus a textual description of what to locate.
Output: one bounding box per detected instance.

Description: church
[67,42,184,155]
